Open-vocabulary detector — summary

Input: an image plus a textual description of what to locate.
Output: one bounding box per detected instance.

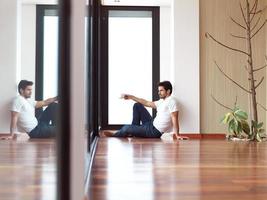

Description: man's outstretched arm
[35,96,57,108]
[123,94,156,109]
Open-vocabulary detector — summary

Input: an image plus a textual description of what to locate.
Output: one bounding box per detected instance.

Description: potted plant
[206,0,267,141]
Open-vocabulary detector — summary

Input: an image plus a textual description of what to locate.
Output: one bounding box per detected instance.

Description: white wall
[159,1,200,133]
[21,4,36,97]
[160,6,172,81]
[0,0,18,133]
[171,0,199,133]
[0,2,36,133]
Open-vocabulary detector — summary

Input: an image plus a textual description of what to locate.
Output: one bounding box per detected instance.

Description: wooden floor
[0,138,56,200]
[88,138,267,200]
[1,137,267,200]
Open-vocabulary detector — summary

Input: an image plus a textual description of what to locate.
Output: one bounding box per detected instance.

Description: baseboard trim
[181,133,226,139]
[0,133,10,135]
[201,134,226,139]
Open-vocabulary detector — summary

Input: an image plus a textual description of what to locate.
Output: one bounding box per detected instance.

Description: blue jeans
[114,103,162,138]
[29,103,58,138]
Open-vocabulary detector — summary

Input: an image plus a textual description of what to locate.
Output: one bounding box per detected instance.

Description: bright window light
[108,11,153,125]
[43,16,58,100]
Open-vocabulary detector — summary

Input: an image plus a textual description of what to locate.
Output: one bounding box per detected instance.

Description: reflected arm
[123,94,156,109]
[35,97,57,108]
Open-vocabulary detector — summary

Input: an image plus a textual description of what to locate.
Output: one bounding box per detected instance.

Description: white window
[108,10,153,125]
[43,16,59,99]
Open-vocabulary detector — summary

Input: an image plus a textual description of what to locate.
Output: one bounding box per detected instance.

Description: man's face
[158,86,170,99]
[20,86,32,98]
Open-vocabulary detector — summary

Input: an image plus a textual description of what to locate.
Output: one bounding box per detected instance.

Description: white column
[160,6,172,81]
[0,0,18,133]
[16,0,22,83]
[21,4,36,86]
[171,0,200,133]
[70,0,86,199]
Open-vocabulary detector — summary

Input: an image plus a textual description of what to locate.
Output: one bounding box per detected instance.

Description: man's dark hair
[18,80,33,94]
[158,81,173,94]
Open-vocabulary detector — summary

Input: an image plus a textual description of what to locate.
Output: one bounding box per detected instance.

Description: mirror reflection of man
[105,81,187,140]
[3,80,58,140]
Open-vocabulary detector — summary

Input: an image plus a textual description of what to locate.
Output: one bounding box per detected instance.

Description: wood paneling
[0,139,56,200]
[88,137,267,200]
[200,0,267,133]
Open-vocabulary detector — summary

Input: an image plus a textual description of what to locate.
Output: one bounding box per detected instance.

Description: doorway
[100,6,160,129]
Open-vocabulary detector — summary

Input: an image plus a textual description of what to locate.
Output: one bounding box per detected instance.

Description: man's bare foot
[103,131,116,137]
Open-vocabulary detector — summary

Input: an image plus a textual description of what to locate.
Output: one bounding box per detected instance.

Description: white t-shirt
[153,96,179,133]
[10,96,38,133]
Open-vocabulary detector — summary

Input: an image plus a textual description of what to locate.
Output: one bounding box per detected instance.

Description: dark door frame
[99,6,160,130]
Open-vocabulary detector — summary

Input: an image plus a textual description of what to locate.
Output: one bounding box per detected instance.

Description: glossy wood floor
[88,138,267,200]
[0,138,56,200]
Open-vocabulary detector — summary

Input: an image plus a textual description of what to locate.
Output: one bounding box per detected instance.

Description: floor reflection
[90,138,267,200]
[105,138,154,200]
[0,139,56,200]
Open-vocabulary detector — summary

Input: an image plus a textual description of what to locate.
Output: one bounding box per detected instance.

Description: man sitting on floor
[105,81,187,140]
[3,80,58,140]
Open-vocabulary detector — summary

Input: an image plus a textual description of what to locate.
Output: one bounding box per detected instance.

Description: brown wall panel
[200,0,266,133]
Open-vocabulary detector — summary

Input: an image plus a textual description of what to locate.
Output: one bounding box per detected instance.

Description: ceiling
[102,0,171,6]
[21,0,171,6]
[22,0,58,4]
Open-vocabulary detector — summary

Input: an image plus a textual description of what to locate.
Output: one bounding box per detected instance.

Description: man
[4,80,58,140]
[105,81,186,140]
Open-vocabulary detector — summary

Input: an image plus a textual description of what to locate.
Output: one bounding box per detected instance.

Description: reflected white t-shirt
[10,96,38,133]
[153,96,179,133]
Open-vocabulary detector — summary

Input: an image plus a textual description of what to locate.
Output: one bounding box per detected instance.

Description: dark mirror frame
[57,0,100,199]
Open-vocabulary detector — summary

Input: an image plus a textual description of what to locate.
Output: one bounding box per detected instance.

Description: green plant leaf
[234,118,239,126]
[237,122,242,135]
[234,110,248,120]
[252,120,257,128]
[228,124,232,133]
[228,119,235,133]
[221,113,232,124]
[256,122,264,129]
[241,120,250,135]
[233,119,239,134]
